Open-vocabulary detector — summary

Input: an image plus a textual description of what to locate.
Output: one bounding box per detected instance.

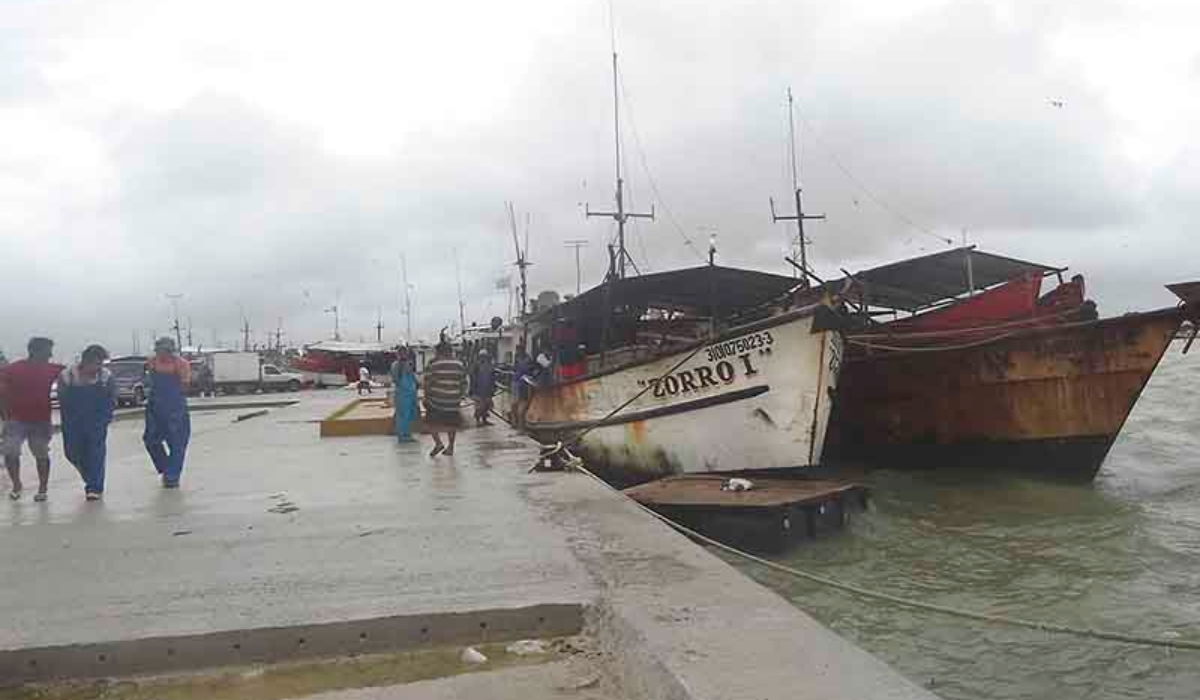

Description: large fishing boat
[508,266,843,485]
[821,247,1196,481]
[492,50,846,485]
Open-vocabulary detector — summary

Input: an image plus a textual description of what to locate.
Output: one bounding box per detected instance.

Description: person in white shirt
[357,364,372,396]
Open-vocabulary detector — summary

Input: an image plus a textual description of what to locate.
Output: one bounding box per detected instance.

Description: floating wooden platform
[319,397,427,437]
[624,474,867,552]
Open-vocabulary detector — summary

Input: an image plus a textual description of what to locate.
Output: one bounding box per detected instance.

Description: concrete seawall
[1,394,936,699]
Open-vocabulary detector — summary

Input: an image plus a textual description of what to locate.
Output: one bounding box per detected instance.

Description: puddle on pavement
[2,639,571,700]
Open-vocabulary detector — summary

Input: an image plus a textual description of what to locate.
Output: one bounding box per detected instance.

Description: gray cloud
[0,0,1194,361]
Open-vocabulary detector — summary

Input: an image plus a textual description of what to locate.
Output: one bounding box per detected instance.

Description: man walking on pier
[0,337,64,501]
[424,340,467,458]
[58,344,118,500]
[143,337,192,489]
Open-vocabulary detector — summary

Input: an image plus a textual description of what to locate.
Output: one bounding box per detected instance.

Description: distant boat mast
[770,87,825,286]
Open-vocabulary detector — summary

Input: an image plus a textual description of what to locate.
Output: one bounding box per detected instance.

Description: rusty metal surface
[623,474,861,509]
[833,308,1182,452]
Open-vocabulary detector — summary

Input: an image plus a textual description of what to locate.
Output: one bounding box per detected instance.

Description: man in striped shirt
[424,341,467,457]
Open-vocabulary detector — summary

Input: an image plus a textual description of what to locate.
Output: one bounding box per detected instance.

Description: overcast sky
[1,0,1197,359]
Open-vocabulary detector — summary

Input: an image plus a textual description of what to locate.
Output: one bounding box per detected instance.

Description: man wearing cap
[143,337,192,488]
[0,337,65,501]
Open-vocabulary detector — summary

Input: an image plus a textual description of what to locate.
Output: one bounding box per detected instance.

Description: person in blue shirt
[390,348,419,443]
[57,344,118,501]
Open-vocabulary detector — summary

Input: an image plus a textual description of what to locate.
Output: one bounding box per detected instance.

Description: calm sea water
[733,342,1200,699]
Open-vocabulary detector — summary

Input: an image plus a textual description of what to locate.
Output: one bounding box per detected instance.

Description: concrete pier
[1,393,937,699]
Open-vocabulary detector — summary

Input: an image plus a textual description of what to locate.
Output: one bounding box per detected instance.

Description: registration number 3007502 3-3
[703,330,773,362]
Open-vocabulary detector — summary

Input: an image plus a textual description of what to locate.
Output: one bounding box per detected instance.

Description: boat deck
[625,474,861,509]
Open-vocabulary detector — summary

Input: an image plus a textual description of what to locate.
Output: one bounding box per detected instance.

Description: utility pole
[325,304,341,341]
[585,51,654,279]
[242,318,252,352]
[186,317,194,348]
[770,87,824,286]
[166,293,184,351]
[375,308,384,343]
[454,248,466,334]
[564,239,589,294]
[401,256,413,343]
[274,317,284,352]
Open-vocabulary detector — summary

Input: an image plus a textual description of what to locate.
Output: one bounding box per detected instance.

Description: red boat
[291,341,399,387]
[823,247,1196,481]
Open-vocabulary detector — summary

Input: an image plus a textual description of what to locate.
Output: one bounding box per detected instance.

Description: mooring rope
[481,317,1200,652]
[564,342,710,446]
[568,462,1200,652]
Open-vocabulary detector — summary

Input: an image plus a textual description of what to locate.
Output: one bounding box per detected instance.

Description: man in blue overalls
[143,337,192,489]
[58,344,119,500]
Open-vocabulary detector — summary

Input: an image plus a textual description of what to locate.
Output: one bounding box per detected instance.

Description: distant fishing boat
[820,247,1198,481]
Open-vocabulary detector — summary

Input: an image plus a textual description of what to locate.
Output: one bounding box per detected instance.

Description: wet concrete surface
[1,394,592,650]
[3,393,937,699]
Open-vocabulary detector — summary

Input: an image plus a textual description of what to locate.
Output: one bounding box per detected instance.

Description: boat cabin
[524,265,805,382]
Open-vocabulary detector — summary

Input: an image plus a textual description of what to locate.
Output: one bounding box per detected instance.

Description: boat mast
[506,201,530,348]
[454,248,467,333]
[586,51,653,279]
[771,87,825,287]
[401,256,412,343]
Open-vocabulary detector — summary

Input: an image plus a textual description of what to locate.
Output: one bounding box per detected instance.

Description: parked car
[107,357,147,407]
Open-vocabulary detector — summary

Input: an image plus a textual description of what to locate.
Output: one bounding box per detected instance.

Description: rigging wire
[616,67,706,263]
[622,147,653,273]
[796,114,953,247]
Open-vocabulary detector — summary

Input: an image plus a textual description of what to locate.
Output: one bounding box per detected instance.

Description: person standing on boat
[470,350,495,426]
[58,344,118,500]
[143,337,191,489]
[0,337,64,501]
[424,340,467,457]
[390,348,419,443]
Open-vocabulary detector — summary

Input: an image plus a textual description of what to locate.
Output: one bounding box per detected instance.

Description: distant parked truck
[205,352,305,394]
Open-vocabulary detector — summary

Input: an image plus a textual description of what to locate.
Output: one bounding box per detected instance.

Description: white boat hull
[510,306,842,484]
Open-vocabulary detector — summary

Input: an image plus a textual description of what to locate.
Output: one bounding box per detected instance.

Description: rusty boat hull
[827,306,1184,481]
